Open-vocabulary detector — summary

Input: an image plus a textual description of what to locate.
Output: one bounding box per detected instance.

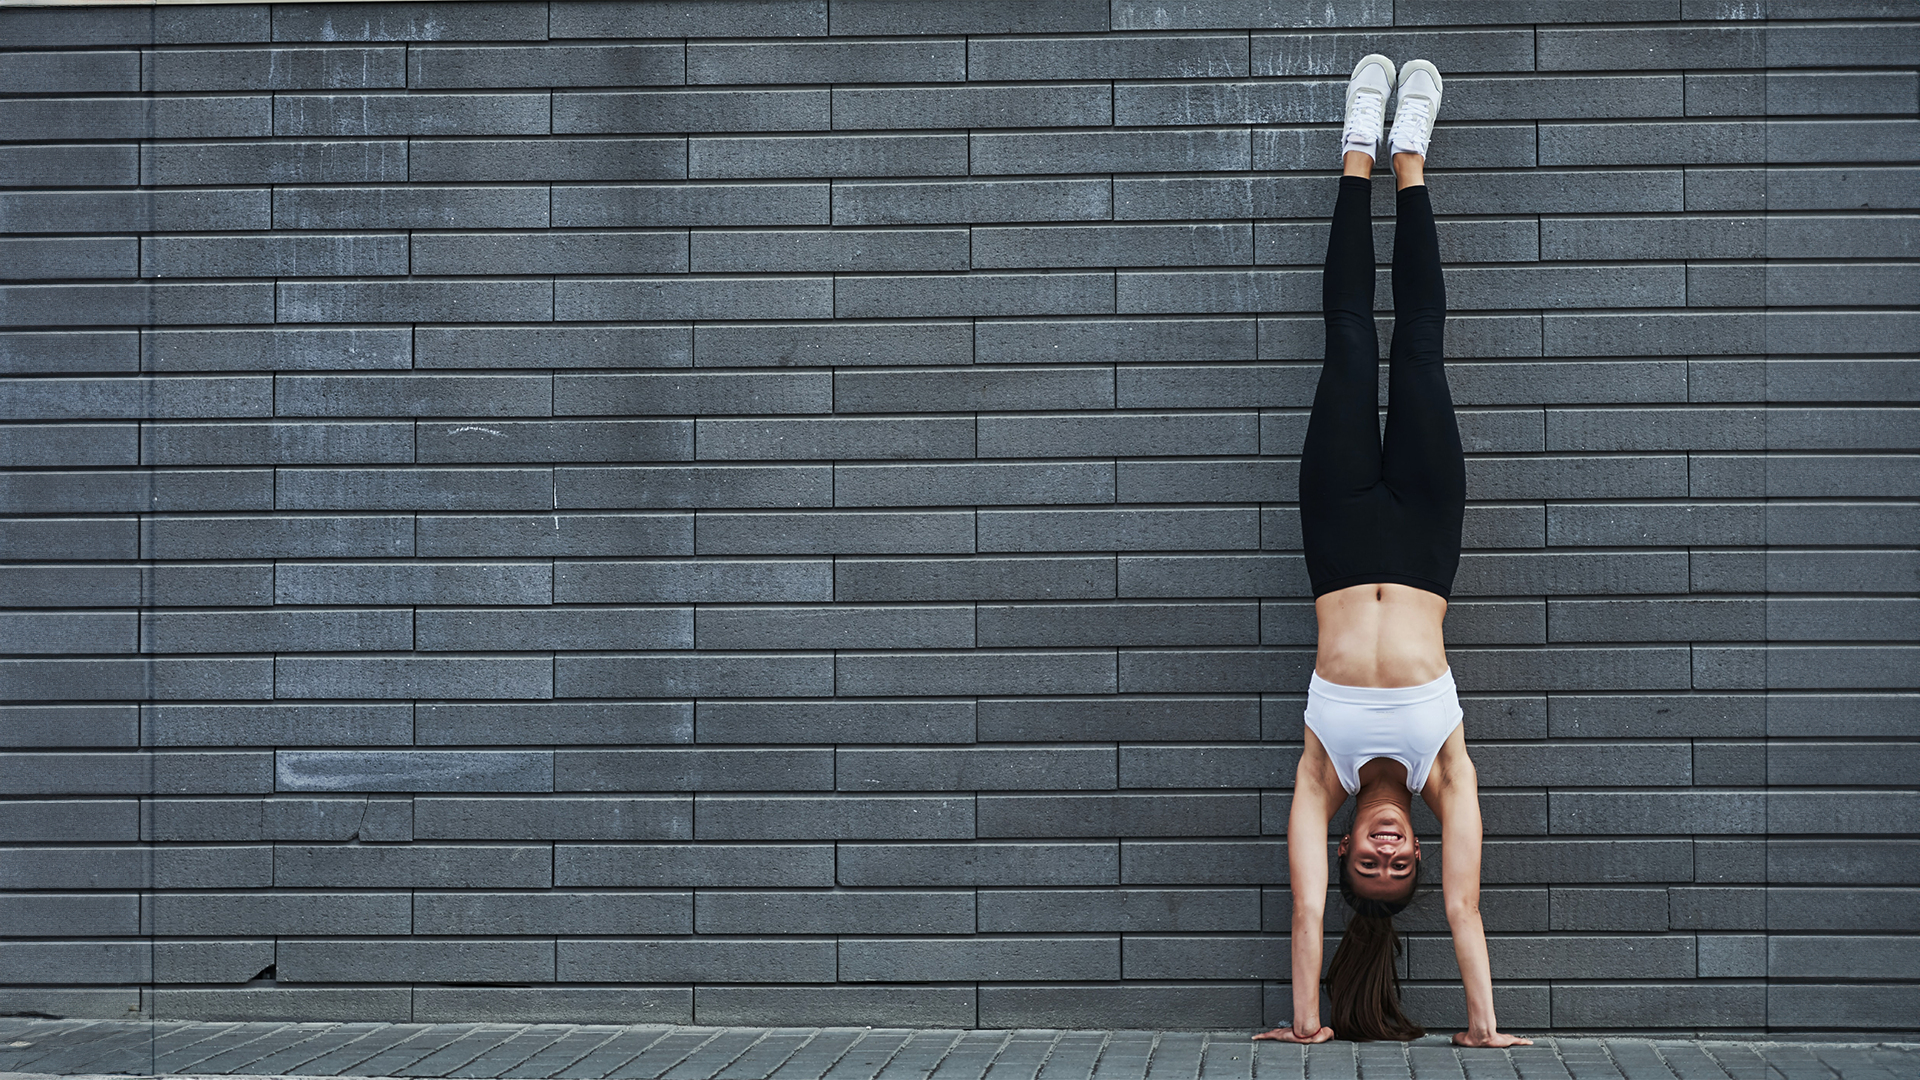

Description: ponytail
[1326,849,1425,1041]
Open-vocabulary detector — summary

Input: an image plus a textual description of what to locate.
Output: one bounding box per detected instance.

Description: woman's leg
[1379,173,1466,582]
[1299,171,1384,546]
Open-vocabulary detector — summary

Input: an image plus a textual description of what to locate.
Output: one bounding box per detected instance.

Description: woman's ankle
[1342,149,1374,178]
[1392,152,1424,190]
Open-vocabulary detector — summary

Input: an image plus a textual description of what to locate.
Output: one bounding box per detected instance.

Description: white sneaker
[1341,54,1395,165]
[1389,59,1443,160]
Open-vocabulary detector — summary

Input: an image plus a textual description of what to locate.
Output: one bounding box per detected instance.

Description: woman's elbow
[1445,896,1481,924]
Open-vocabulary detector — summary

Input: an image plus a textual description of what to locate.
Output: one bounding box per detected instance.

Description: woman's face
[1341,800,1422,902]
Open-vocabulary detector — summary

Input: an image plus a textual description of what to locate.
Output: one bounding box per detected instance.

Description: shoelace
[1392,97,1433,151]
[1343,89,1386,146]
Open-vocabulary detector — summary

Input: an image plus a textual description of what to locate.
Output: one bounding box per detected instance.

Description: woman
[1252,55,1529,1048]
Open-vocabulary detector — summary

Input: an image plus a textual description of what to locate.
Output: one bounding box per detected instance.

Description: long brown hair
[1326,848,1425,1041]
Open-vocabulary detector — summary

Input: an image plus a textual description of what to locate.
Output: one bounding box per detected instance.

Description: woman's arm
[1427,732,1532,1048]
[1256,731,1344,1042]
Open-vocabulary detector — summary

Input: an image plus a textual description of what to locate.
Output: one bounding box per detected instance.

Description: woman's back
[1314,582,1450,688]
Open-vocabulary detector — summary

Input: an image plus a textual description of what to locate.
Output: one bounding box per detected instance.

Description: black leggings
[1299,177,1466,600]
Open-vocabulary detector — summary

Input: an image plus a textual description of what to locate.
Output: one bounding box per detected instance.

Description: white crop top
[1302,668,1464,795]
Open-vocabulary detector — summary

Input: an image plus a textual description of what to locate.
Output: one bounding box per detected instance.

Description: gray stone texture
[0,0,1912,1037]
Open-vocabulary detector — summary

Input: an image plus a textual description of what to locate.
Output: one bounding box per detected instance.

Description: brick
[689,39,962,83]
[696,795,971,840]
[1767,71,1920,116]
[842,937,1116,982]
[1,658,272,702]
[555,89,827,134]
[0,705,138,748]
[277,750,551,793]
[1542,214,1762,261]
[553,559,829,603]
[987,986,1259,1029]
[1548,598,1763,642]
[696,988,972,1027]
[1117,745,1296,789]
[838,747,1113,793]
[696,700,972,745]
[413,891,690,935]
[278,280,550,323]
[143,327,413,372]
[1768,888,1920,932]
[837,83,1111,130]
[834,178,1110,226]
[557,465,830,509]
[143,515,410,559]
[274,561,550,605]
[837,841,1117,886]
[1482,839,1693,885]
[1253,29,1532,75]
[0,237,136,279]
[1768,985,1920,1031]
[141,609,409,653]
[278,373,551,418]
[1551,791,1763,835]
[556,370,828,416]
[0,143,135,187]
[1,331,137,374]
[275,844,550,889]
[558,939,833,983]
[1768,22,1920,68]
[555,748,830,792]
[838,555,1104,604]
[1,469,274,513]
[1117,80,1350,126]
[1118,461,1293,503]
[144,140,408,185]
[3,564,272,610]
[1119,554,1305,598]
[1120,840,1281,885]
[980,129,1250,176]
[979,508,1256,553]
[273,3,548,41]
[147,46,406,91]
[979,889,1255,933]
[0,942,151,985]
[0,424,135,467]
[973,33,1245,80]
[557,277,830,320]
[420,988,693,1026]
[981,412,1257,459]
[555,843,834,887]
[696,890,970,934]
[410,43,681,88]
[973,223,1252,269]
[151,987,410,1022]
[278,467,552,510]
[835,462,1114,507]
[696,321,970,367]
[1548,695,1763,740]
[1546,502,1761,547]
[0,48,139,92]
[555,653,834,698]
[0,283,272,326]
[412,137,686,182]
[838,271,1115,319]
[838,650,1116,697]
[979,794,1258,838]
[0,895,137,937]
[275,92,547,136]
[0,96,268,141]
[417,326,689,371]
[412,231,686,275]
[698,418,974,461]
[3,376,269,421]
[983,601,1256,648]
[1111,0,1386,28]
[418,607,690,651]
[275,656,553,700]
[696,604,971,649]
[418,702,693,746]
[415,796,688,840]
[278,939,552,984]
[691,134,967,180]
[550,0,825,38]
[0,799,136,841]
[691,229,963,275]
[417,420,691,465]
[1538,25,1762,71]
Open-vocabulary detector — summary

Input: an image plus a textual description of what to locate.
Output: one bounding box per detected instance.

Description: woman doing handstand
[1252,55,1529,1049]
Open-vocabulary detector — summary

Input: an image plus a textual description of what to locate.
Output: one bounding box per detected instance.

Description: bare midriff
[1313,581,1450,688]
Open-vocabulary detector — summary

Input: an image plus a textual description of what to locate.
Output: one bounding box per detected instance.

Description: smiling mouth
[1370,830,1403,842]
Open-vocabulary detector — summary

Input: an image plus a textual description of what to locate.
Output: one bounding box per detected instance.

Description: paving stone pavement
[1,1022,1916,1080]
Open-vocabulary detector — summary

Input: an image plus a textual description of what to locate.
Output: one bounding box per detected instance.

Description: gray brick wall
[1,0,1915,1034]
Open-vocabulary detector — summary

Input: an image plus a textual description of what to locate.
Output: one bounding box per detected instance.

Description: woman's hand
[1253,1024,1335,1044]
[1451,1030,1533,1048]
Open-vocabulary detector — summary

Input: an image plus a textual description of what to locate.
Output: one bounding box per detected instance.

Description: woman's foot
[1388,59,1442,162]
[1341,54,1395,172]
